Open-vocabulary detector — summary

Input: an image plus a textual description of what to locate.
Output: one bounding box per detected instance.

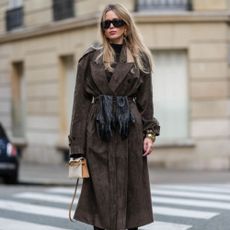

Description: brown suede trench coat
[68,45,160,230]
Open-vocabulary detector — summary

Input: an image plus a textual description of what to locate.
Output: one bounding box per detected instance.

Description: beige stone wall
[0,0,230,167]
[0,41,11,130]
[193,0,229,11]
[77,0,134,17]
[4,25,97,163]
[136,19,230,169]
[1,0,229,35]
[0,0,133,35]
[25,0,52,28]
[0,0,8,34]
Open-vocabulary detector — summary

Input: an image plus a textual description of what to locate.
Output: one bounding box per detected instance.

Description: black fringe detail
[96,95,135,141]
[115,96,135,139]
[96,95,114,142]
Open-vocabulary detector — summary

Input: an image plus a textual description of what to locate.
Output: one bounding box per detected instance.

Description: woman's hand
[143,137,154,156]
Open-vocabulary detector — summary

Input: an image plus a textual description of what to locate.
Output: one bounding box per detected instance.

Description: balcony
[53,0,75,21]
[135,0,192,12]
[5,7,23,31]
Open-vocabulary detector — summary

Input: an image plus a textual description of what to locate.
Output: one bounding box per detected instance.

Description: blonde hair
[99,3,153,73]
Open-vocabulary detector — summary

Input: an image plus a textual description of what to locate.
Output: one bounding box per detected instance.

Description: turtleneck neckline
[111,43,123,54]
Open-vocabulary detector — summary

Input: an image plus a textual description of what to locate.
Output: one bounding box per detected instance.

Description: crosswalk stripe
[0,217,69,230]
[0,200,67,218]
[47,187,75,195]
[0,217,192,230]
[48,185,230,196]
[153,196,230,210]
[211,184,230,187]
[153,206,218,219]
[153,185,230,194]
[9,191,219,220]
[14,192,71,203]
[152,189,230,201]
[141,221,192,230]
[2,184,230,230]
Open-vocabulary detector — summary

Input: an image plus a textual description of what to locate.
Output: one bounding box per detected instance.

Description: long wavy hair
[99,3,153,73]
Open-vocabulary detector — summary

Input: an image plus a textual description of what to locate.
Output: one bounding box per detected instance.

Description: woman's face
[103,10,126,44]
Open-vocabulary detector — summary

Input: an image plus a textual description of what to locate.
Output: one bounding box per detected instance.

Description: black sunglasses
[101,19,126,30]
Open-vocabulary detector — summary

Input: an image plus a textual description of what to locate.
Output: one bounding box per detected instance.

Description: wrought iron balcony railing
[135,0,192,11]
[53,0,75,21]
[5,7,23,31]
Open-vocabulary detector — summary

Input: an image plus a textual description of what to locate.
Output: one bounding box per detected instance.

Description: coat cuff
[142,117,160,136]
[68,135,85,156]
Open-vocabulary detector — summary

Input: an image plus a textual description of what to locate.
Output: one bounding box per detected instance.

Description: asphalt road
[0,162,230,230]
[0,180,230,230]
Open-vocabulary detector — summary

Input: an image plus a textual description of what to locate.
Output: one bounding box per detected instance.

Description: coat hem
[74,211,105,229]
[74,210,154,230]
[126,216,154,229]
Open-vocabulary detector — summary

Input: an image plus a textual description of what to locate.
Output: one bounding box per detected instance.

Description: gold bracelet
[146,129,154,134]
[146,133,156,142]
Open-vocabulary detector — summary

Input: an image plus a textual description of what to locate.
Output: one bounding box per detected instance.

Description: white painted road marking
[0,200,67,218]
[154,185,230,194]
[14,192,71,203]
[47,187,74,195]
[0,217,69,230]
[141,221,192,230]
[14,192,218,219]
[153,196,230,210]
[152,189,230,201]
[153,206,218,219]
[2,184,230,230]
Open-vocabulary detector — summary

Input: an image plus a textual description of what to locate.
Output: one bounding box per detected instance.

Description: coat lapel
[108,62,133,93]
[90,61,113,95]
[90,46,135,94]
[108,46,134,93]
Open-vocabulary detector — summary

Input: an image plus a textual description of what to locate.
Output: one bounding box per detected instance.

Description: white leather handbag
[68,157,89,179]
[68,157,90,222]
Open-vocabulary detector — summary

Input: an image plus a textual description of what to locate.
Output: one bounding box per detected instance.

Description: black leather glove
[96,95,114,141]
[115,96,135,139]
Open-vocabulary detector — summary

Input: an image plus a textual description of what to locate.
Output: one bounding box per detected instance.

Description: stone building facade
[0,0,229,169]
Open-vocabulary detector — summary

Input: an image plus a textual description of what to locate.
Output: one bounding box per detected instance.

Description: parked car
[0,122,19,184]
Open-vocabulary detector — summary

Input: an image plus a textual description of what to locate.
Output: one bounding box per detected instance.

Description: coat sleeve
[135,67,160,137]
[68,53,92,157]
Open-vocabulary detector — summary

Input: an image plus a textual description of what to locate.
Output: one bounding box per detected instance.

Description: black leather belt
[91,95,136,104]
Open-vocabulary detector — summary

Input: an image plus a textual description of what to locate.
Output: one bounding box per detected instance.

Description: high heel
[94,226,104,230]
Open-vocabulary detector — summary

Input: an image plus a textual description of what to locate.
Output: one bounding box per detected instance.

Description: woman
[68,3,160,230]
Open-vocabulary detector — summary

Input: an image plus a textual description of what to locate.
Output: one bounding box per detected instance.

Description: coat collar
[91,45,134,94]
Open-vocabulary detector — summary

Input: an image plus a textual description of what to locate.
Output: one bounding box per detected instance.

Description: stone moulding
[0,12,230,44]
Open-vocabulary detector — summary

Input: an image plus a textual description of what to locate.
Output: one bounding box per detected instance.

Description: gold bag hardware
[68,157,89,179]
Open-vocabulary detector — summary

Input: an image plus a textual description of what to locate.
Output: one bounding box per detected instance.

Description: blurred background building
[0,0,229,169]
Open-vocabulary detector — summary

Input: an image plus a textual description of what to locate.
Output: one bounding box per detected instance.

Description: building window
[11,62,26,138]
[152,50,189,142]
[53,0,75,21]
[135,0,192,11]
[6,0,23,31]
[8,0,23,9]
